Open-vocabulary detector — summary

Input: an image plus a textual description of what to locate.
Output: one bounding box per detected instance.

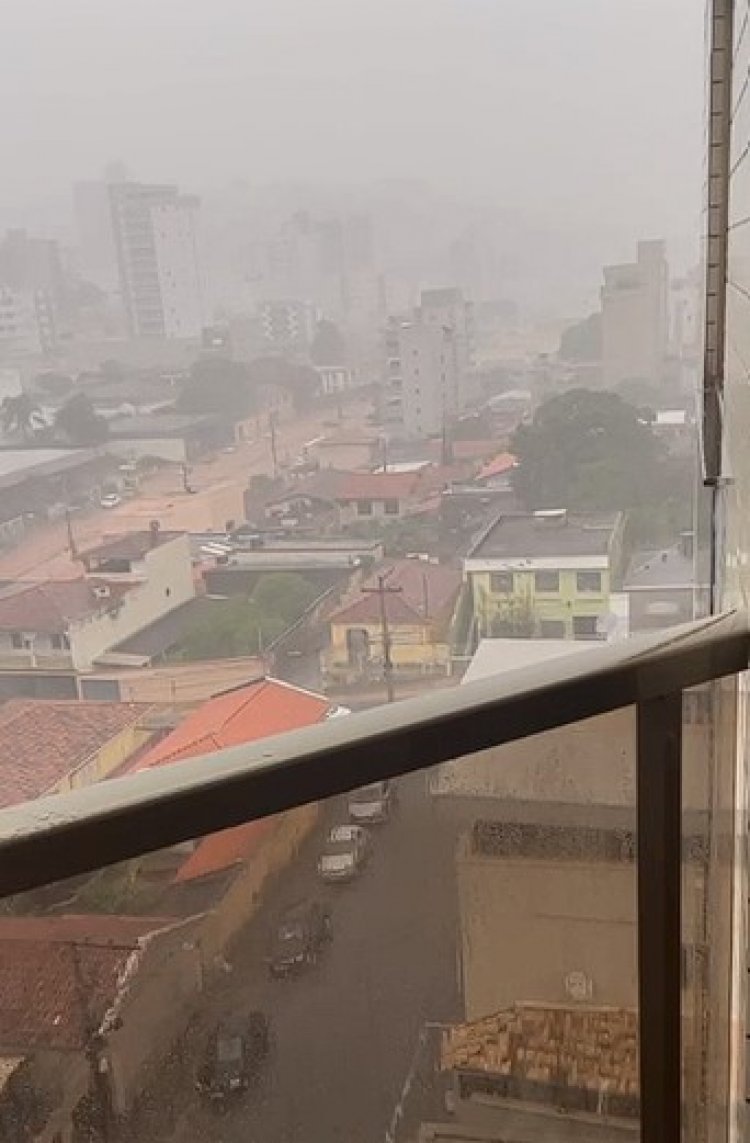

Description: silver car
[318,824,371,881]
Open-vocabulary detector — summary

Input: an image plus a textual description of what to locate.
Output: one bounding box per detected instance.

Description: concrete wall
[70,535,196,669]
[325,618,450,680]
[468,567,611,640]
[104,436,188,464]
[198,803,319,962]
[430,707,710,814]
[53,723,155,792]
[457,851,637,1019]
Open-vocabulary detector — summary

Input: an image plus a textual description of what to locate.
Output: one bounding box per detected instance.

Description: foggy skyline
[3,0,704,310]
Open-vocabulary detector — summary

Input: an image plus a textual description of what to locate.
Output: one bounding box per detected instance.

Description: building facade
[600,239,668,387]
[109,182,203,340]
[464,510,624,640]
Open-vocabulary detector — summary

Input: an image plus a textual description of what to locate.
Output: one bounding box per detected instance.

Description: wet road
[171,770,462,1143]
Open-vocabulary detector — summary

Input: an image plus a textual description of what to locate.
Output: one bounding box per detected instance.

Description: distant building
[600,240,668,387]
[0,286,56,360]
[73,180,121,292]
[109,181,203,339]
[464,509,624,640]
[384,288,475,439]
[624,532,709,632]
[259,298,317,352]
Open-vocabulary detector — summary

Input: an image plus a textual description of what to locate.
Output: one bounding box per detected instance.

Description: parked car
[348,780,395,824]
[318,824,371,882]
[100,493,122,509]
[268,900,332,976]
[195,1011,270,1105]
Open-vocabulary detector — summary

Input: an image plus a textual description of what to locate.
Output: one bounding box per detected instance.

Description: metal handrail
[0,609,745,898]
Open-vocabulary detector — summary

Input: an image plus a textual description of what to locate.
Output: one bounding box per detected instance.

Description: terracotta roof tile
[0,700,151,809]
[0,915,177,1052]
[132,678,336,882]
[330,560,461,626]
[0,579,130,634]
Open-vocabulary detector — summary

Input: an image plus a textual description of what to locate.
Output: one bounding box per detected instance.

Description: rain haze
[3,0,703,311]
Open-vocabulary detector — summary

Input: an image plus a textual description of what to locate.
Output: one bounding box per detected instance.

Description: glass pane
[0,704,640,1143]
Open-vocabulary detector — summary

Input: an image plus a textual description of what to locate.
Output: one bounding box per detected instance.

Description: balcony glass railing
[0,613,744,1143]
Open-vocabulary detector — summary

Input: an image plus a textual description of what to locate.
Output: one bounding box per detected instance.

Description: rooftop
[0,578,131,634]
[625,542,709,589]
[462,638,595,686]
[329,560,462,627]
[107,412,219,438]
[468,511,620,561]
[0,699,150,809]
[0,447,103,490]
[0,914,179,1052]
[81,529,185,564]
[105,596,227,662]
[476,452,517,482]
[442,1003,638,1101]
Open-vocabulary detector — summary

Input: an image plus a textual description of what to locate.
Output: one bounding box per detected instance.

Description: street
[164,768,462,1143]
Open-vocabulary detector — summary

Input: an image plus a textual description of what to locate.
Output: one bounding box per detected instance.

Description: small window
[384,499,399,515]
[50,634,64,651]
[489,572,513,594]
[540,619,566,639]
[573,615,600,639]
[576,571,602,593]
[356,499,373,516]
[534,570,560,593]
[10,632,23,650]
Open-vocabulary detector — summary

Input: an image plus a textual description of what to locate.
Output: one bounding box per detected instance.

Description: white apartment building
[383,287,475,439]
[600,239,668,387]
[109,182,203,340]
[0,531,195,671]
[0,287,55,361]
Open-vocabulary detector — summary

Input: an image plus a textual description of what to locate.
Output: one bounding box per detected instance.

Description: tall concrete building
[600,239,668,387]
[383,286,475,438]
[108,182,203,340]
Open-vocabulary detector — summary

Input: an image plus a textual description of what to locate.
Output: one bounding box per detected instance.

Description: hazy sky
[3,0,704,280]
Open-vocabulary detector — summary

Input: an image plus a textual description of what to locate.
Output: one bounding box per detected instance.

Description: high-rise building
[383,287,475,438]
[600,239,668,387]
[109,182,203,340]
[73,181,120,293]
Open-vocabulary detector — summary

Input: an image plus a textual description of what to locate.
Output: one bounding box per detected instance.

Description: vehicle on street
[268,900,332,976]
[318,824,371,882]
[195,1011,270,1106]
[100,493,122,509]
[348,780,395,824]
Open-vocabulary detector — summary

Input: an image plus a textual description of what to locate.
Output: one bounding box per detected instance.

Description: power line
[362,573,402,703]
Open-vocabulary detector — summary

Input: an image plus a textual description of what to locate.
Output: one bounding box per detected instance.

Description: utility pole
[363,574,402,703]
[65,506,78,560]
[269,410,279,479]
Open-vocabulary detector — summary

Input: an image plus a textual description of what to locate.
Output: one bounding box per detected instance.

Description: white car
[317,824,371,882]
[100,493,122,509]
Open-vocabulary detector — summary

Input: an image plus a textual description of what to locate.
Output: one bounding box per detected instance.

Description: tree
[54,393,108,445]
[511,389,664,512]
[246,356,319,412]
[180,597,286,659]
[1,393,45,439]
[178,356,257,418]
[251,573,319,625]
[34,371,73,397]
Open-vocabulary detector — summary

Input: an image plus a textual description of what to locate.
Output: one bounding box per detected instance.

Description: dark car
[195,1011,270,1105]
[268,900,332,976]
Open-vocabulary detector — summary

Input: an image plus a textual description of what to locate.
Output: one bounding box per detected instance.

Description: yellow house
[323,560,462,683]
[464,509,624,641]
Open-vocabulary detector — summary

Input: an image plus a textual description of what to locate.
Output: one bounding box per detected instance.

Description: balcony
[0,611,745,1143]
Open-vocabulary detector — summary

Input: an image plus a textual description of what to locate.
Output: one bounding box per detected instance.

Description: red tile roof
[0,700,150,809]
[0,579,130,633]
[133,677,334,771]
[329,560,462,627]
[477,452,517,481]
[132,678,336,882]
[0,915,178,1052]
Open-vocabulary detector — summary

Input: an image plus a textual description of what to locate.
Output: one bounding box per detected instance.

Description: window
[356,499,373,516]
[576,571,602,593]
[384,499,399,516]
[534,570,560,593]
[573,615,600,639]
[50,634,64,651]
[489,572,513,594]
[10,632,23,650]
[540,619,566,638]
